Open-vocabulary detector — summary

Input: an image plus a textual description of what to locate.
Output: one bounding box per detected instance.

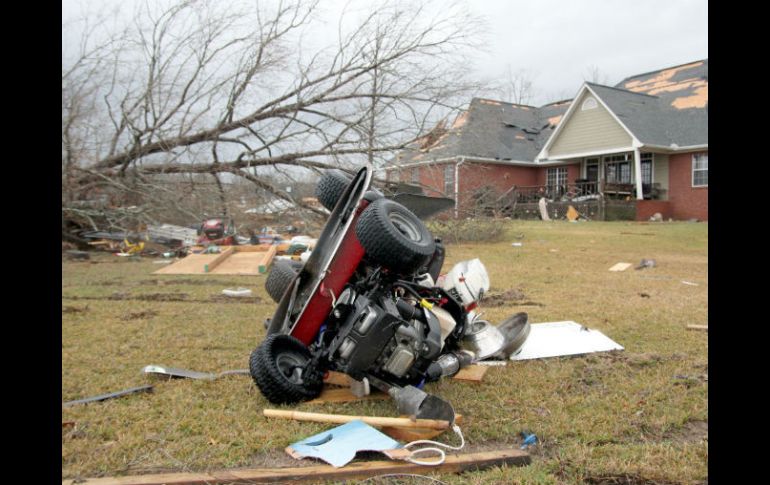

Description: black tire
[316,170,352,211]
[265,260,303,303]
[249,334,323,404]
[355,198,435,274]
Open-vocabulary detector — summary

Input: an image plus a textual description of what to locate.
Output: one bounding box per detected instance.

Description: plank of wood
[232,244,275,252]
[258,244,278,274]
[381,414,463,442]
[305,387,389,404]
[453,365,488,382]
[152,253,220,274]
[264,409,451,430]
[62,449,530,485]
[608,262,632,272]
[687,325,708,331]
[323,371,351,387]
[204,247,235,273]
[211,252,267,275]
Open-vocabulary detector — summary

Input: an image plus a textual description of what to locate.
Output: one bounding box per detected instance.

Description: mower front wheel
[249,334,323,405]
[265,260,303,303]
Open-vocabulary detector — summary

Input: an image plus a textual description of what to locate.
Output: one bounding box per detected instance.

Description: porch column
[633,148,643,200]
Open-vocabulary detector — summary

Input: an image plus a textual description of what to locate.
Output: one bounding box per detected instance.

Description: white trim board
[509,321,624,361]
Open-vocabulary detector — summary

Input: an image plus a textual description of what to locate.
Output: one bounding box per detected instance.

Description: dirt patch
[63,305,90,314]
[110,292,190,302]
[482,288,543,307]
[583,474,684,485]
[121,310,159,320]
[208,294,263,304]
[664,420,707,444]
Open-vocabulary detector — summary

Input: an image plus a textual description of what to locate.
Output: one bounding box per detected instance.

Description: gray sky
[62,0,708,106]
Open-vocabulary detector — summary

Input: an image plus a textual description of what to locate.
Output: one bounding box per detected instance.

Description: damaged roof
[391,59,707,167]
[394,98,571,166]
[602,59,708,147]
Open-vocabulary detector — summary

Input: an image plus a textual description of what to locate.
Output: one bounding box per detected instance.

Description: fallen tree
[62,0,483,234]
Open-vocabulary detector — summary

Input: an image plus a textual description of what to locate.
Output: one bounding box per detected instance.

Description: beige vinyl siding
[653,153,669,200]
[549,91,633,157]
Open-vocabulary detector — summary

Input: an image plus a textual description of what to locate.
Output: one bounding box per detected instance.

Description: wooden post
[203,247,234,273]
[633,148,644,200]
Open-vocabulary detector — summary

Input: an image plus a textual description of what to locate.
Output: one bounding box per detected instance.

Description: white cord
[402,424,465,466]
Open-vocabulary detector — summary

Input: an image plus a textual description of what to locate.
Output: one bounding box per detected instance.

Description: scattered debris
[649,212,663,222]
[142,365,250,380]
[635,259,657,270]
[681,280,699,286]
[608,262,632,272]
[62,385,153,407]
[62,449,530,484]
[639,293,651,298]
[509,321,624,361]
[686,325,708,332]
[286,420,402,468]
[566,205,579,222]
[511,242,523,247]
[519,431,537,450]
[221,287,253,297]
[538,197,550,221]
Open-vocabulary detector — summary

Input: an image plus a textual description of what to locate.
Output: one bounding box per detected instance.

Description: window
[692,153,708,187]
[444,164,454,195]
[585,158,599,182]
[411,167,420,184]
[604,153,631,184]
[640,153,653,186]
[547,167,568,187]
[582,97,598,110]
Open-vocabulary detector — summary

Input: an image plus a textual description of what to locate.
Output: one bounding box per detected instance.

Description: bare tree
[498,65,537,105]
[583,64,611,85]
[61,0,484,234]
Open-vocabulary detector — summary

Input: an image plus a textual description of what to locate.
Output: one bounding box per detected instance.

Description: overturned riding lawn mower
[249,165,528,421]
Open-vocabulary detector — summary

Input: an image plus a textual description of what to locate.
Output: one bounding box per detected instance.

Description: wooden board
[687,324,708,331]
[153,253,221,274]
[305,387,389,404]
[62,449,530,485]
[381,414,463,442]
[453,365,489,382]
[608,262,632,272]
[153,245,277,275]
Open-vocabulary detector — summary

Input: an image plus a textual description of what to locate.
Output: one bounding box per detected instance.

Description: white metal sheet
[509,321,624,361]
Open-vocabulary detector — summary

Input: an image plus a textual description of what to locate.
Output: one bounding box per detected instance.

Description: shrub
[426,217,507,244]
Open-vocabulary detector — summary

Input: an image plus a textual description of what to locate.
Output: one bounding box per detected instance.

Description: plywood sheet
[210,252,266,275]
[153,254,220,274]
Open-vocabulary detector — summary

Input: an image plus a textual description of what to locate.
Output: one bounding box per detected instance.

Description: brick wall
[636,200,672,221]
[667,151,708,220]
[456,162,539,213]
[534,163,581,185]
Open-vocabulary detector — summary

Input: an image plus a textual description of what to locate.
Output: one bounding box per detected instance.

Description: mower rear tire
[355,197,435,274]
[249,334,323,405]
[265,260,303,303]
[316,170,353,211]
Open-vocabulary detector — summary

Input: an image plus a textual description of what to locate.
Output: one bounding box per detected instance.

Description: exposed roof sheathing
[389,59,706,167]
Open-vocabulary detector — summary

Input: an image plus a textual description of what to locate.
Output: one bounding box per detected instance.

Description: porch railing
[511,181,601,203]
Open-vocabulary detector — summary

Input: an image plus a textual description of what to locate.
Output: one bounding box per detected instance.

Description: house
[384,59,708,221]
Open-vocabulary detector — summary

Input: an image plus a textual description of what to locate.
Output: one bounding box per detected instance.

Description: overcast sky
[62,0,708,106]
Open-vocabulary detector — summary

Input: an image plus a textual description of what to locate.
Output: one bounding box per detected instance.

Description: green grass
[62,220,707,484]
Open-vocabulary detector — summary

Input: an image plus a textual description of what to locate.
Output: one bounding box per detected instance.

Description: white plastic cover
[440,258,490,307]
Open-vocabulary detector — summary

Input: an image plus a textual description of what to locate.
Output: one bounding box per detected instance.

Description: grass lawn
[62,220,707,484]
